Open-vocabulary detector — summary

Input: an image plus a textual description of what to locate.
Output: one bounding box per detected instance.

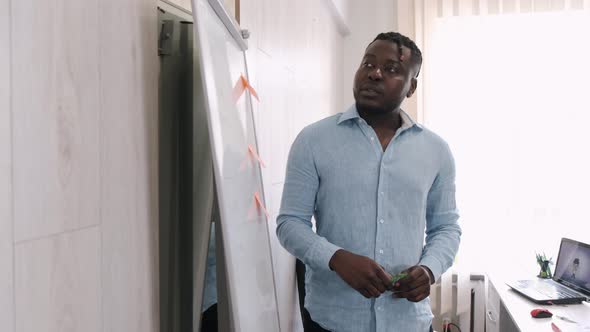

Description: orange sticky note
[248,144,266,168]
[232,74,259,103]
[232,75,246,103]
[240,145,266,171]
[242,75,259,101]
[253,192,269,219]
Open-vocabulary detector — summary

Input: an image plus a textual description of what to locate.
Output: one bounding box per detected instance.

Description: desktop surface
[488,273,590,331]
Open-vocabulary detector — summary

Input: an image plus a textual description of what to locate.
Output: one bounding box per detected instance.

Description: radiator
[430,272,486,332]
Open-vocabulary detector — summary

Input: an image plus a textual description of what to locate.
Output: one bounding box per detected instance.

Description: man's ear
[406,77,418,98]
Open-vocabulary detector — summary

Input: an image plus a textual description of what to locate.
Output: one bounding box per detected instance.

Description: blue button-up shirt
[276,105,461,332]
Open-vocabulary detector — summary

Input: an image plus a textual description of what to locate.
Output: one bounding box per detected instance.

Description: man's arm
[276,129,341,271]
[418,143,462,282]
[393,143,461,302]
[276,129,392,298]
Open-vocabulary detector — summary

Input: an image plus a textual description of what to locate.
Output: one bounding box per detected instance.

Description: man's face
[353,40,418,113]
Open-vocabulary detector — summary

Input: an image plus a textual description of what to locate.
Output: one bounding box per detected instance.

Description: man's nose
[368,67,383,80]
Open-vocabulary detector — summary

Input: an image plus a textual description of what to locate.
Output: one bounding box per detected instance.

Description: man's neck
[358,107,403,131]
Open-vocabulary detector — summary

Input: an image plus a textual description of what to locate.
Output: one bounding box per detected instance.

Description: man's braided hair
[370,32,423,77]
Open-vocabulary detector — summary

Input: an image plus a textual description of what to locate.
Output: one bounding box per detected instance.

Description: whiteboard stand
[216,217,234,332]
[192,204,213,332]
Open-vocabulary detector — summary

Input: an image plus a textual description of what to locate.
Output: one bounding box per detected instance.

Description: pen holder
[538,260,552,279]
[536,253,553,279]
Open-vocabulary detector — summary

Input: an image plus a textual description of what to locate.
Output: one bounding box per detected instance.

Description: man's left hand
[391,265,434,302]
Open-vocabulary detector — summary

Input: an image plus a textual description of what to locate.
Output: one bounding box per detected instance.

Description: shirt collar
[337,105,361,124]
[337,104,423,130]
[399,109,423,130]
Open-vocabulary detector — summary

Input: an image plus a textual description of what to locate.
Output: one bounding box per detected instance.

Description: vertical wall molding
[1,0,14,330]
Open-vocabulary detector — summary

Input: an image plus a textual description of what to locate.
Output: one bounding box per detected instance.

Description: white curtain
[396,0,590,275]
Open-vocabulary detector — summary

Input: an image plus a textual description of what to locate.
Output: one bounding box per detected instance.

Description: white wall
[2,0,159,331]
[1,0,14,331]
[339,0,423,120]
[239,0,346,331]
[341,0,397,114]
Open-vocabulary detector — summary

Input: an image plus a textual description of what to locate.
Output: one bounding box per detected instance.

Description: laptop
[506,238,590,305]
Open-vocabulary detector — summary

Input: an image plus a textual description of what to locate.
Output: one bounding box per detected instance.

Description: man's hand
[329,249,393,299]
[391,265,433,302]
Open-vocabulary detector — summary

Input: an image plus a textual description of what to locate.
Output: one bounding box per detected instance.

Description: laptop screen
[554,238,590,297]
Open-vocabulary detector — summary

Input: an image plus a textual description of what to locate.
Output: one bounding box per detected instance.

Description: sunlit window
[425,11,590,273]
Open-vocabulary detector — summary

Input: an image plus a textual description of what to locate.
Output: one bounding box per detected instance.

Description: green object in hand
[391,272,407,284]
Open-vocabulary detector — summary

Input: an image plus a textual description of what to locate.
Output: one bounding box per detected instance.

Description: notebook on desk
[506,238,590,305]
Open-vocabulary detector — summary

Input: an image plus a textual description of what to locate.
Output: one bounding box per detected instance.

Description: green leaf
[391,272,408,284]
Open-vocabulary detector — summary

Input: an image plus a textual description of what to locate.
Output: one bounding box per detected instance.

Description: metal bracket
[240,29,250,40]
[159,20,175,56]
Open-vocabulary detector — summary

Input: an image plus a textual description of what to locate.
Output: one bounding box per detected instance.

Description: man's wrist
[420,265,435,284]
[329,249,345,271]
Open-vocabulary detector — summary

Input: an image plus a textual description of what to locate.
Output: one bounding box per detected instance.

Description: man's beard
[355,101,396,114]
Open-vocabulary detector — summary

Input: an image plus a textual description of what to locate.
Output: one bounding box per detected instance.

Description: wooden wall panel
[7,0,160,331]
[11,0,100,242]
[14,227,100,332]
[0,0,14,330]
[99,0,159,331]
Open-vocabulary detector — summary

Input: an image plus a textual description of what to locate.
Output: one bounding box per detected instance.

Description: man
[276,32,461,332]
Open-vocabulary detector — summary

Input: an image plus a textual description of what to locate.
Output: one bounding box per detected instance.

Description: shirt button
[380,191,384,195]
[377,306,382,311]
[379,249,384,254]
[370,137,375,141]
[379,219,384,224]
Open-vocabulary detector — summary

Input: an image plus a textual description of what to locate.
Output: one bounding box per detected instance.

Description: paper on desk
[552,317,590,332]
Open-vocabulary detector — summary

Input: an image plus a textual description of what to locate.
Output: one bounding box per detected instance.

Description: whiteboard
[191,0,281,330]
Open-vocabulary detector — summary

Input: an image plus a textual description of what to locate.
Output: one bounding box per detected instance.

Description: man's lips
[359,87,383,96]
[359,84,384,95]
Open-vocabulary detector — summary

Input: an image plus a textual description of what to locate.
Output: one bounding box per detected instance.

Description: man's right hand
[329,249,392,299]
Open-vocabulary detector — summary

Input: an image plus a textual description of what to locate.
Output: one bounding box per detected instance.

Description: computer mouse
[531,308,553,318]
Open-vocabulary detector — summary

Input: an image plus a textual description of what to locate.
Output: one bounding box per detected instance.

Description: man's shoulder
[411,125,454,159]
[416,126,449,146]
[297,113,343,138]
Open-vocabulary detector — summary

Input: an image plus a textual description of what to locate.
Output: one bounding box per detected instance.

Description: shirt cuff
[304,238,342,272]
[418,256,443,282]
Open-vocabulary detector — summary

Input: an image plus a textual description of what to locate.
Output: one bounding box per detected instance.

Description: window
[425,11,590,272]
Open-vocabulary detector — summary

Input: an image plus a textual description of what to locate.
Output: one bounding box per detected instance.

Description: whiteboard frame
[207,0,248,51]
[192,0,281,330]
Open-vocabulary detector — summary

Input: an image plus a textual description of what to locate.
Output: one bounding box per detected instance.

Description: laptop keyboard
[517,280,580,299]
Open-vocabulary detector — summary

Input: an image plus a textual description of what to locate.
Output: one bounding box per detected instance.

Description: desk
[487,274,590,331]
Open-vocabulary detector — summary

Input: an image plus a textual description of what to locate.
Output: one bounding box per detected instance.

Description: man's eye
[384,65,398,73]
[362,62,374,68]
